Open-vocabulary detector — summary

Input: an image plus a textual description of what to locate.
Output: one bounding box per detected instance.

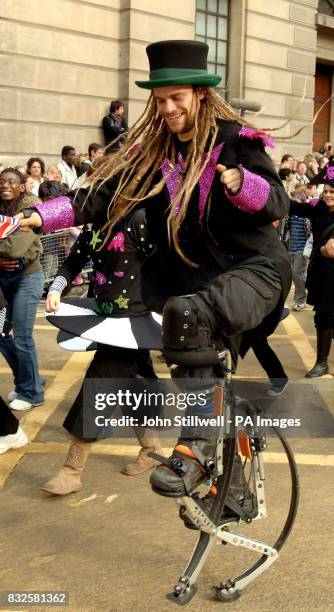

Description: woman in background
[26,157,45,197]
[0,168,44,411]
[289,161,334,377]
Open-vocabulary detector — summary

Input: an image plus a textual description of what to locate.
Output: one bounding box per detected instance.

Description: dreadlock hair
[86,85,331,265]
[86,87,258,265]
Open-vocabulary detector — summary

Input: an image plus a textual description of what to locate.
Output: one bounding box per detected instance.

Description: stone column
[234,0,318,159]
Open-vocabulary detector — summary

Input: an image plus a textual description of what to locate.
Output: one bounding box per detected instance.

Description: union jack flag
[0,215,21,239]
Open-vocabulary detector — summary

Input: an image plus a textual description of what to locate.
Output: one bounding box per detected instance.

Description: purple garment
[161,143,224,220]
[198,143,224,220]
[161,154,184,215]
[239,127,275,149]
[226,167,270,213]
[32,197,74,233]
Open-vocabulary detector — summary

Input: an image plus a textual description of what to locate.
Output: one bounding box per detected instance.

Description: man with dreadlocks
[19,41,291,515]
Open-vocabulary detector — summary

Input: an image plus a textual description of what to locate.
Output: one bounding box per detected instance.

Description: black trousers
[198,262,282,340]
[0,394,19,436]
[63,346,155,440]
[251,338,287,381]
[314,310,334,331]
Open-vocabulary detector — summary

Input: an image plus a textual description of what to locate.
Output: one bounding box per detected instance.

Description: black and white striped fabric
[47,298,162,350]
[0,307,6,336]
[57,330,97,352]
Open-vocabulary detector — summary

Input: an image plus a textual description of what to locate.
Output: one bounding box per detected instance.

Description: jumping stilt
[165,350,299,605]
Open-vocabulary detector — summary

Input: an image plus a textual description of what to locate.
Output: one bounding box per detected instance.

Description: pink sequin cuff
[32,196,74,233]
[226,168,270,213]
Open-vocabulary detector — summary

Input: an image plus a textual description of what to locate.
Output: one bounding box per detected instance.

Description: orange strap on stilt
[175,444,197,459]
[237,432,253,460]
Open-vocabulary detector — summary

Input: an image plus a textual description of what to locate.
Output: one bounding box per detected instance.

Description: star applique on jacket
[90,229,103,250]
[114,295,130,309]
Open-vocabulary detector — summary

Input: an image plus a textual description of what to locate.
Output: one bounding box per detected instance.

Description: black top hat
[135,40,221,90]
[309,159,334,186]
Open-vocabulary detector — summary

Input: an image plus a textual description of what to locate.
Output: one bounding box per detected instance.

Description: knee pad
[162,295,220,367]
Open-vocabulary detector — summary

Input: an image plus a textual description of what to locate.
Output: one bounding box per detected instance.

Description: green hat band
[149,68,209,80]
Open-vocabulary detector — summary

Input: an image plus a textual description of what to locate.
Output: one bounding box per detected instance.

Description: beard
[178,119,195,134]
[164,112,195,135]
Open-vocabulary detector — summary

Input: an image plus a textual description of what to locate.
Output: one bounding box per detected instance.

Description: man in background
[58,146,79,190]
[78,143,103,177]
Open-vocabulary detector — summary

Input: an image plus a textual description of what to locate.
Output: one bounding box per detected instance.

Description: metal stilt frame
[167,349,300,605]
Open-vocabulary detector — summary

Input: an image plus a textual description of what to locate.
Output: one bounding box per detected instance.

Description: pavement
[0,290,333,612]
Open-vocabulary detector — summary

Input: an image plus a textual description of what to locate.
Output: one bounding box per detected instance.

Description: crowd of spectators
[276,144,333,312]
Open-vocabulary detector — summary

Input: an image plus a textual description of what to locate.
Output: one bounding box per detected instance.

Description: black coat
[289,199,334,310]
[102,114,128,150]
[69,120,291,311]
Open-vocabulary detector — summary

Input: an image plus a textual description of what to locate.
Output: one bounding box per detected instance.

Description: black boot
[150,371,218,497]
[150,295,221,498]
[150,438,216,497]
[179,455,257,529]
[305,329,332,378]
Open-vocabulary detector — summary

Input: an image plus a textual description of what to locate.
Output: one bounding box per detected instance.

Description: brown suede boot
[42,437,92,495]
[122,430,162,476]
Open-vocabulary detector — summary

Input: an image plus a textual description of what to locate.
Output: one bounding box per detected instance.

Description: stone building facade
[0,0,333,165]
